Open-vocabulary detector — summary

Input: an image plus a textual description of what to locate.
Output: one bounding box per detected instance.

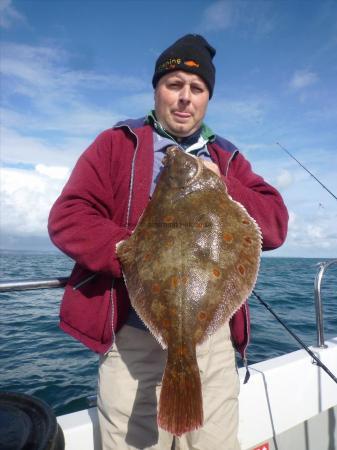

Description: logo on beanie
[158,58,182,72]
[158,57,201,72]
[184,60,199,68]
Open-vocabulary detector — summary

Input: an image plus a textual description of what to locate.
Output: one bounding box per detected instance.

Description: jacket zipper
[151,119,185,151]
[103,124,140,354]
[242,303,251,383]
[113,123,140,228]
[104,277,116,355]
[225,149,239,177]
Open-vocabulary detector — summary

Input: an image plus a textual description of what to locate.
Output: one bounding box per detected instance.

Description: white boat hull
[57,337,337,449]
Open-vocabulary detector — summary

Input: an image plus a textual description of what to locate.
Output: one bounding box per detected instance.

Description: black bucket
[0,392,64,450]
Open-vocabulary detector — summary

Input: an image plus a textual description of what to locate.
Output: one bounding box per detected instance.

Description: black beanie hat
[152,34,216,98]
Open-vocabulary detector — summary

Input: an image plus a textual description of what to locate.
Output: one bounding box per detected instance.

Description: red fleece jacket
[48,121,288,357]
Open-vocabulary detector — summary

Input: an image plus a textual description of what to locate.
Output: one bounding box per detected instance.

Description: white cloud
[307,224,324,239]
[288,210,297,227]
[1,126,83,167]
[208,97,266,127]
[1,167,68,235]
[276,169,294,190]
[274,203,337,257]
[199,0,275,35]
[201,1,233,31]
[0,0,26,28]
[1,42,146,98]
[289,70,319,90]
[1,104,121,140]
[36,164,70,180]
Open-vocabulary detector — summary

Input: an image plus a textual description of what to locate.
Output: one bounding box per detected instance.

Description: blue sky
[1,0,337,257]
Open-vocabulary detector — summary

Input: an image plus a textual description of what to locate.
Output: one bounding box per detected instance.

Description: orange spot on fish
[223,232,234,243]
[184,60,199,68]
[143,253,151,261]
[198,311,207,321]
[152,283,161,294]
[171,276,180,288]
[237,264,245,276]
[195,222,204,229]
[163,215,174,224]
[242,219,250,225]
[244,236,253,245]
[213,268,221,277]
[170,307,178,316]
[162,318,170,328]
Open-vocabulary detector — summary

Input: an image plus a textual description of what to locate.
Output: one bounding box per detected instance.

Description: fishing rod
[252,290,337,384]
[276,142,337,202]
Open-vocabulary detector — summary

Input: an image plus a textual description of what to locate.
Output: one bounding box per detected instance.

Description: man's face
[154,71,210,138]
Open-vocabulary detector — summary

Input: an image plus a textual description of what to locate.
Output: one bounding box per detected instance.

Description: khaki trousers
[97,324,241,450]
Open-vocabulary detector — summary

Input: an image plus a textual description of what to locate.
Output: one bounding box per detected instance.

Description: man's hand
[201,159,221,177]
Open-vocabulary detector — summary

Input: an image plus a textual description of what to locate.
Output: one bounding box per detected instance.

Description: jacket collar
[145,110,215,143]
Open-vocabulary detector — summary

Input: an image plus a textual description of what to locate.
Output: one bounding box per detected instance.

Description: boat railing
[0,277,69,292]
[314,259,337,348]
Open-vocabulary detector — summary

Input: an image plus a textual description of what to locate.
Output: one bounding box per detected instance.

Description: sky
[1,0,337,257]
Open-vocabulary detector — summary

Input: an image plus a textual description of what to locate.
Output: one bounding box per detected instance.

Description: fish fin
[158,352,203,436]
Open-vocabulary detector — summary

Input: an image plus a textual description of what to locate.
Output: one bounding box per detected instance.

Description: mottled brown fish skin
[117,146,261,436]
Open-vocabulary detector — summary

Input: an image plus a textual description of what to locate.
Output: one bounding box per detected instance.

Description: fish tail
[158,350,203,436]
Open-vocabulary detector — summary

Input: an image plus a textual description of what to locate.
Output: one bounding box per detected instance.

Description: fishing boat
[0,260,336,450]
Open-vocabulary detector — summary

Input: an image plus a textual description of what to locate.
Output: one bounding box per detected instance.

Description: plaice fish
[117,147,261,436]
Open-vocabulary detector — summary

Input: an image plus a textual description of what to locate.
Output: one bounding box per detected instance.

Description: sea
[0,251,336,417]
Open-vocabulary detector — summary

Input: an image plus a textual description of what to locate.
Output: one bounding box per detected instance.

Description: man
[48,35,288,449]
